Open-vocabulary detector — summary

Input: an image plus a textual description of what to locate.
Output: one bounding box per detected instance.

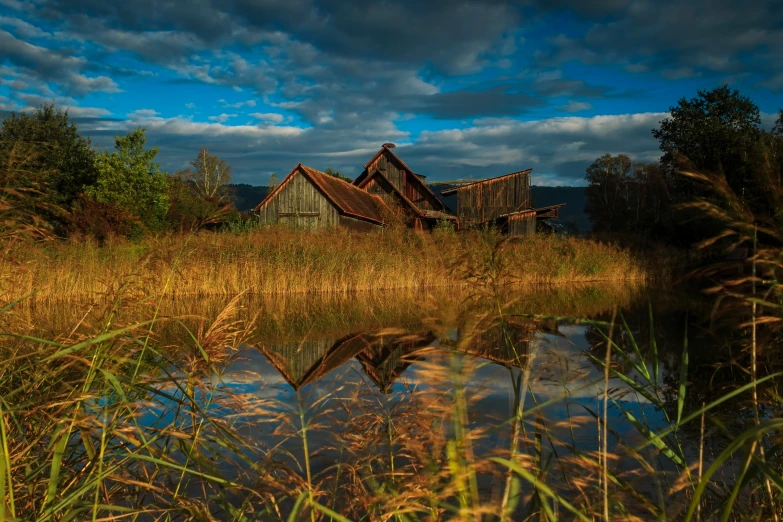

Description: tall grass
[2,164,781,519]
[1,226,652,301]
[1,255,779,520]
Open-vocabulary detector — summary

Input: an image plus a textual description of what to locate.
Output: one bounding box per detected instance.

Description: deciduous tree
[86,128,169,233]
[184,147,232,199]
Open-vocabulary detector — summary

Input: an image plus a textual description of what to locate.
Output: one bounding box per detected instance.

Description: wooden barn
[254,163,389,231]
[353,145,456,229]
[440,170,565,236]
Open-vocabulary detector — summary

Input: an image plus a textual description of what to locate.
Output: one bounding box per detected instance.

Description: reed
[1,226,651,301]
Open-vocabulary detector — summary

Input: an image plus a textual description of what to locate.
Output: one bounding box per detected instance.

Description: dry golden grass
[0,226,653,301]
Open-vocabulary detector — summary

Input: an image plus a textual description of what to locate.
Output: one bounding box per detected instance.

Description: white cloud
[250,112,284,123]
[224,99,257,108]
[208,113,238,123]
[185,102,196,109]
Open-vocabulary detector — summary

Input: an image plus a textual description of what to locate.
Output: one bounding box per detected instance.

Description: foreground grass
[2,281,781,521]
[0,226,652,300]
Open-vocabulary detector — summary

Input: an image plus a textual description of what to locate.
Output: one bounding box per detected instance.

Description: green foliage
[0,142,61,245]
[268,172,279,191]
[86,128,169,233]
[653,85,761,182]
[584,153,673,240]
[324,167,352,182]
[650,85,772,246]
[0,104,97,210]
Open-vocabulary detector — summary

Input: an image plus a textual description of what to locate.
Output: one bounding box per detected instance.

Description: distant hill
[230,184,269,212]
[531,186,590,234]
[229,182,591,234]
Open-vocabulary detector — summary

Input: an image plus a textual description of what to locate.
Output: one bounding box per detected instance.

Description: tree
[324,167,352,182]
[268,172,279,192]
[182,147,232,199]
[652,85,762,207]
[584,153,673,240]
[584,154,633,233]
[85,128,169,233]
[774,110,783,136]
[0,103,97,209]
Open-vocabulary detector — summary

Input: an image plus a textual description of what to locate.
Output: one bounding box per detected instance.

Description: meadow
[1,220,781,521]
[1,226,653,301]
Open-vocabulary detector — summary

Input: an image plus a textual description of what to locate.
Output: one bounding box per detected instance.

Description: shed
[254,163,389,231]
[440,170,565,236]
[440,169,532,229]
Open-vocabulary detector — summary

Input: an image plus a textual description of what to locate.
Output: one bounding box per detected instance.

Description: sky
[1,0,781,187]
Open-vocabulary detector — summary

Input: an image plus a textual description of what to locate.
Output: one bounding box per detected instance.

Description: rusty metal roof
[256,164,389,224]
[498,203,566,219]
[440,169,533,195]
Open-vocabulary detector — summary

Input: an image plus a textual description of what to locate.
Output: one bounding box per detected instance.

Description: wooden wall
[257,170,340,228]
[366,151,439,211]
[456,171,531,226]
[508,213,537,236]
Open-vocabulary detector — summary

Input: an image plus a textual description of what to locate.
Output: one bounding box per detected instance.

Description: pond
[8,282,762,520]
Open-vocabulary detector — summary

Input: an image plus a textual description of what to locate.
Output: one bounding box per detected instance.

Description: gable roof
[255,163,389,224]
[440,169,533,196]
[356,168,424,217]
[355,145,445,211]
[260,333,371,391]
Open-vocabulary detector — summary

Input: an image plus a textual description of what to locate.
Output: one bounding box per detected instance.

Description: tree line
[0,104,348,243]
[584,86,783,251]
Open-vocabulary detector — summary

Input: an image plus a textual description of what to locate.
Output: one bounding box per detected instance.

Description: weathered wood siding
[456,171,531,225]
[366,151,440,211]
[403,175,438,210]
[264,339,335,385]
[258,171,340,228]
[363,174,399,208]
[339,215,382,232]
[367,153,404,192]
[508,213,537,236]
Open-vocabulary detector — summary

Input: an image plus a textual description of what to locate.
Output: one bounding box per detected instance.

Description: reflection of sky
[212,324,670,456]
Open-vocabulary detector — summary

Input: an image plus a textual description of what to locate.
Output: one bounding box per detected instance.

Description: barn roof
[498,203,566,219]
[260,333,371,391]
[255,163,389,224]
[439,169,533,196]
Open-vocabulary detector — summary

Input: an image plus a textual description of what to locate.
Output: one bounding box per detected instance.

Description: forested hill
[229,183,590,234]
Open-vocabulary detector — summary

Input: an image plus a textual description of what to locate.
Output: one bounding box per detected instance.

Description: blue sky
[1,0,781,186]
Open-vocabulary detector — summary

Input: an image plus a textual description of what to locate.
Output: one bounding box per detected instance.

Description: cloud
[250,112,284,123]
[558,101,592,112]
[224,99,257,108]
[0,29,120,95]
[66,110,665,187]
[208,113,238,123]
[185,102,196,109]
[535,0,783,86]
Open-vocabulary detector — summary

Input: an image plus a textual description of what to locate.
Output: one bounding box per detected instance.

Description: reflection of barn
[440,171,565,236]
[353,145,456,230]
[257,318,562,392]
[259,334,371,390]
[355,333,435,393]
[254,164,389,231]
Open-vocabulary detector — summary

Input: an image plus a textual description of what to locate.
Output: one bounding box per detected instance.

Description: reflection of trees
[580,300,771,434]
